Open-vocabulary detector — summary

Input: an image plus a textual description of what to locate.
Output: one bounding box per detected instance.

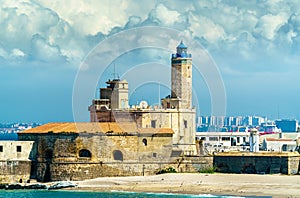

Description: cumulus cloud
[0,0,299,72]
[149,4,180,26]
[255,13,289,40]
[1,1,62,62]
[36,0,130,35]
[30,34,66,62]
[189,14,225,43]
[11,49,26,58]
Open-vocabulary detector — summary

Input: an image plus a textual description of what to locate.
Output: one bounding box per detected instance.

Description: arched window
[113,150,123,161]
[79,149,92,158]
[142,138,147,146]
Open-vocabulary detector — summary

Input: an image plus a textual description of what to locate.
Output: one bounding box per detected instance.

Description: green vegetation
[198,166,216,174]
[156,167,177,174]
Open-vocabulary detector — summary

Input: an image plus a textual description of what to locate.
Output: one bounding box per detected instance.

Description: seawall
[214,152,300,174]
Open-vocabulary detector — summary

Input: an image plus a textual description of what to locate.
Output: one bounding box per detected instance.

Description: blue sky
[1,0,300,122]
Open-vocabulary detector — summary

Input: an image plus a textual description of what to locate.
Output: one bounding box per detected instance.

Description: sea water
[0,190,270,198]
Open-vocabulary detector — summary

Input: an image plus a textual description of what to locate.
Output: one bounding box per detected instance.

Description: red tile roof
[19,122,174,134]
[265,138,294,142]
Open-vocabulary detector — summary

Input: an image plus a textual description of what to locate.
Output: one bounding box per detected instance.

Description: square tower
[170,41,192,109]
[89,79,129,122]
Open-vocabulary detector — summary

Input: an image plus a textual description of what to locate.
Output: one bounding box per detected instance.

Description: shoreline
[2,173,298,197]
[72,173,300,197]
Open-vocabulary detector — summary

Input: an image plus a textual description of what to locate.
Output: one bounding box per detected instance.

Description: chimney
[279,132,284,139]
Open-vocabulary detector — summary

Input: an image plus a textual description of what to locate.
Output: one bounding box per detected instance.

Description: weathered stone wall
[182,156,214,172]
[19,132,175,181]
[140,109,196,154]
[171,57,192,109]
[214,152,300,175]
[93,111,140,123]
[32,156,213,181]
[26,133,172,162]
[19,131,213,181]
[0,141,34,160]
[92,108,196,154]
[164,156,214,173]
[0,141,34,184]
[0,160,31,183]
[35,162,151,181]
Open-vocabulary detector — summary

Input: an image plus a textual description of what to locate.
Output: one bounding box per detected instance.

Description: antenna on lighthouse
[111,63,120,80]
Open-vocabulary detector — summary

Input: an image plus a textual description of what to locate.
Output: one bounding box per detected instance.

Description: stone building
[19,122,175,181]
[89,41,196,154]
[0,141,34,183]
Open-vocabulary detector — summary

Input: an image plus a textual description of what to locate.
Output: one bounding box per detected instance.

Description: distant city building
[0,123,41,140]
[261,121,282,133]
[275,119,299,132]
[197,116,209,126]
[197,115,267,132]
[242,116,252,126]
[233,116,243,126]
[252,116,266,126]
[224,116,234,126]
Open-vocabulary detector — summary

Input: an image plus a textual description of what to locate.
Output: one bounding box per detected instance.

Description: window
[221,137,230,141]
[153,153,157,157]
[17,146,21,152]
[113,150,123,161]
[79,149,92,158]
[184,120,188,128]
[237,137,240,143]
[209,137,218,141]
[142,138,147,146]
[243,137,246,142]
[0,145,3,152]
[151,120,156,128]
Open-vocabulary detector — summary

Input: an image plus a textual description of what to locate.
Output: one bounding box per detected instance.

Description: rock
[48,181,77,190]
[6,184,24,190]
[0,184,7,189]
[24,184,47,189]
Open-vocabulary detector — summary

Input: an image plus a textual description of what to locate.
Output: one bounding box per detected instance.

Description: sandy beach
[73,173,300,197]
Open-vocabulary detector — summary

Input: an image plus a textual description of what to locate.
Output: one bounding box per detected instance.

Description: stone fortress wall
[18,124,212,181]
[0,141,34,183]
[214,152,300,175]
